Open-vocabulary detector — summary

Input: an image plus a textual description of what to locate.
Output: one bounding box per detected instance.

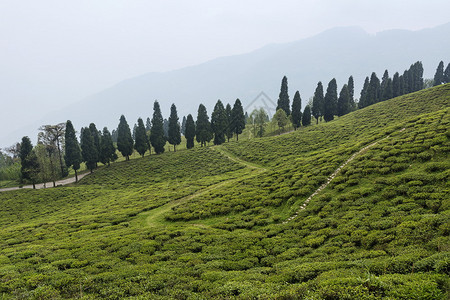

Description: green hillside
[1,84,449,299]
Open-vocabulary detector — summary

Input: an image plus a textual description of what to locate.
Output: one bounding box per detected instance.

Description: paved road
[0,172,90,192]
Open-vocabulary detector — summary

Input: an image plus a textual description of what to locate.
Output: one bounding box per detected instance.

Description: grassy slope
[0,84,449,299]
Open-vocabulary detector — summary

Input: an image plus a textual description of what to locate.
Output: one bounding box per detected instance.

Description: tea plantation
[1,84,449,299]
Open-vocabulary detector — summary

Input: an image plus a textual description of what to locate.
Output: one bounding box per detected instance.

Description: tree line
[9,60,447,188]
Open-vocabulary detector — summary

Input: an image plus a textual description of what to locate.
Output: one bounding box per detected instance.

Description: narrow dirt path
[0,172,90,192]
[282,132,398,224]
[141,146,267,227]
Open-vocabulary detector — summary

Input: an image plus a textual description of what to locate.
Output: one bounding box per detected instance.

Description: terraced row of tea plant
[0,85,449,299]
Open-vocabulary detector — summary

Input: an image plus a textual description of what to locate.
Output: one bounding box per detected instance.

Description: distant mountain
[4,23,450,145]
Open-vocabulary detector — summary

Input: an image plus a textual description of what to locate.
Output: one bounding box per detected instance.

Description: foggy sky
[1,0,450,147]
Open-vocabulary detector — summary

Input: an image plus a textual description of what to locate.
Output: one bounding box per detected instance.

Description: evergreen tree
[20,136,40,188]
[291,91,302,130]
[276,76,290,115]
[181,116,187,135]
[412,61,424,91]
[312,82,324,124]
[337,84,351,117]
[392,72,401,98]
[231,99,245,141]
[111,129,118,143]
[64,120,82,182]
[89,123,100,167]
[134,118,149,157]
[132,124,137,140]
[150,101,166,154]
[323,78,337,122]
[225,103,233,142]
[359,76,370,108]
[382,78,393,101]
[80,127,97,173]
[100,127,117,166]
[347,76,354,102]
[168,103,181,151]
[196,104,212,146]
[117,115,134,160]
[380,70,390,101]
[444,63,450,84]
[367,72,381,105]
[402,70,409,94]
[433,61,444,86]
[302,105,311,126]
[211,100,227,145]
[185,114,196,149]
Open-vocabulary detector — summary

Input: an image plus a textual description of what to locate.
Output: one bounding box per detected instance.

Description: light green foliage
[0,84,449,298]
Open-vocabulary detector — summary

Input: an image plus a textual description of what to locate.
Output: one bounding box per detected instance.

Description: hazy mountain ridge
[3,23,450,146]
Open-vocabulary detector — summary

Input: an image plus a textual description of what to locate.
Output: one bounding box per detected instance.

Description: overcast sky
[1,0,450,147]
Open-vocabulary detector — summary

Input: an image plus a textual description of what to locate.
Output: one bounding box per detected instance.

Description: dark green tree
[185,114,196,149]
[150,101,167,154]
[20,136,40,188]
[134,118,149,157]
[432,61,443,86]
[380,70,390,101]
[231,99,245,141]
[163,119,169,139]
[211,100,227,145]
[444,63,450,84]
[225,103,233,142]
[323,78,337,122]
[392,72,401,98]
[117,115,134,160]
[367,72,381,105]
[64,120,82,182]
[89,123,100,167]
[337,84,351,117]
[291,91,302,130]
[312,82,324,124]
[80,127,97,173]
[100,127,117,166]
[412,61,424,91]
[347,76,354,103]
[359,76,370,108]
[168,104,181,151]
[276,76,290,115]
[302,105,311,126]
[196,104,212,147]
[382,78,393,101]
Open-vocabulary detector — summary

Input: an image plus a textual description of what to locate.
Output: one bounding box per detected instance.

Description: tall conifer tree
[291,91,302,130]
[20,136,40,188]
[196,104,212,147]
[64,120,82,182]
[211,100,227,145]
[80,127,97,173]
[231,99,245,141]
[392,72,401,98]
[117,115,134,160]
[347,76,354,102]
[185,114,196,149]
[312,82,324,124]
[150,101,166,154]
[368,72,381,105]
[100,127,117,166]
[225,103,233,142]
[89,123,100,167]
[337,84,351,117]
[134,118,149,157]
[359,76,370,108]
[323,78,337,122]
[168,104,181,151]
[181,116,187,135]
[302,105,311,126]
[276,76,290,115]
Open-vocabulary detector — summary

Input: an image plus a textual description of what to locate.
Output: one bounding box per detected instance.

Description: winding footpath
[282,131,401,224]
[0,173,89,192]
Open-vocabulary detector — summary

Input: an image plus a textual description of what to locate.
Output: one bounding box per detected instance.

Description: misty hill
[4,23,450,145]
[1,84,449,298]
